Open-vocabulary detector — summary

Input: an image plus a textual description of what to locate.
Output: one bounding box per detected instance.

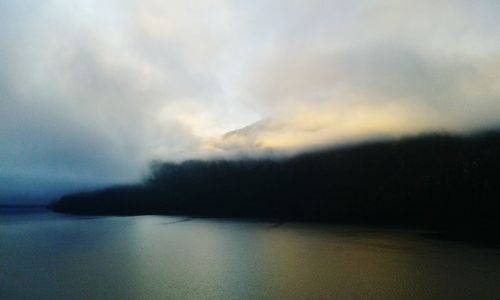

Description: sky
[1,0,500,203]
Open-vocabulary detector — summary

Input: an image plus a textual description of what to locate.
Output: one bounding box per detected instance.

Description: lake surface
[1,209,500,300]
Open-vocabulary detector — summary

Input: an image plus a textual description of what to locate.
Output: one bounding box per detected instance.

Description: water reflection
[1,212,500,299]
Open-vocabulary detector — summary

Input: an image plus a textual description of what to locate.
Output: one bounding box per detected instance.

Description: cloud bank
[1,0,500,201]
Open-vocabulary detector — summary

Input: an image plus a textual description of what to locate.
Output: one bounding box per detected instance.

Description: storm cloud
[1,0,500,202]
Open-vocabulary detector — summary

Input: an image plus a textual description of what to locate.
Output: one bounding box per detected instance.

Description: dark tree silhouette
[50,130,500,232]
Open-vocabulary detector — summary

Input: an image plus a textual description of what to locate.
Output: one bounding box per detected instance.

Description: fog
[1,0,500,202]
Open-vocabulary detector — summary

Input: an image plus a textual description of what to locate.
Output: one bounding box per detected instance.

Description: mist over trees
[51,130,500,230]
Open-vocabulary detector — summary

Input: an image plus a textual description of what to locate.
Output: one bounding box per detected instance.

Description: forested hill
[50,131,500,230]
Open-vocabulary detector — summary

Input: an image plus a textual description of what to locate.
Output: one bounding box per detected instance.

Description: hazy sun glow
[1,0,500,200]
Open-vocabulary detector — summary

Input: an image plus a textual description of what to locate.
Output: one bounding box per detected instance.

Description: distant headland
[50,130,500,234]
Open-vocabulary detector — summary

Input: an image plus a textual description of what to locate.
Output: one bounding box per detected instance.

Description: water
[1,210,500,300]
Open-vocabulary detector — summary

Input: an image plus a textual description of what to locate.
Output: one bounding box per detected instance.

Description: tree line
[50,130,500,231]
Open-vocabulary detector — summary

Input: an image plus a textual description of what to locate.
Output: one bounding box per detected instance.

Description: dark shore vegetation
[50,130,500,233]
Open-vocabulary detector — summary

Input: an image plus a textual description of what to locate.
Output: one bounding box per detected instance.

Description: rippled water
[1,209,499,299]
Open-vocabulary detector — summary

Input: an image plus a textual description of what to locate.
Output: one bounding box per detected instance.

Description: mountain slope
[51,131,500,230]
